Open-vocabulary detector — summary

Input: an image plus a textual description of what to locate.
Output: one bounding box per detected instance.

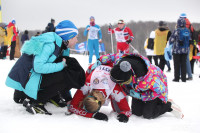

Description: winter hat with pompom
[110,60,133,83]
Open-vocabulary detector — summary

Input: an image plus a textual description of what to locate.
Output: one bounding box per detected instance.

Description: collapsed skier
[68,64,131,122]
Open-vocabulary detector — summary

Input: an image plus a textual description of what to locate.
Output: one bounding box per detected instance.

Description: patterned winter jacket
[169,19,190,54]
[100,53,168,103]
[5,32,69,99]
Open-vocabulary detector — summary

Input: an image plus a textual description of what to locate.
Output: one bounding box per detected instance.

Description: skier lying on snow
[93,53,184,119]
[68,64,131,122]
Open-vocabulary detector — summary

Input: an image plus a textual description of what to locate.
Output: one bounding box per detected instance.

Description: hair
[82,90,105,113]
[24,30,28,34]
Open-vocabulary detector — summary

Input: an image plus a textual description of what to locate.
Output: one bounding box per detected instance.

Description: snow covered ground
[1,54,200,133]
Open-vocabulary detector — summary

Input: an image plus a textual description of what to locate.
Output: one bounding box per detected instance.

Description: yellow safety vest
[154,29,169,55]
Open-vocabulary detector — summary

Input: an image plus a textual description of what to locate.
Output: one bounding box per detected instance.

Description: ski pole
[130,44,139,54]
[109,23,114,54]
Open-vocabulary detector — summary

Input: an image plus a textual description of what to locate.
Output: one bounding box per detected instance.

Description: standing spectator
[7,19,18,60]
[180,13,194,80]
[154,21,171,71]
[35,32,40,36]
[108,19,134,54]
[84,16,102,65]
[45,18,55,32]
[144,31,158,65]
[0,23,7,59]
[168,18,191,82]
[21,30,29,45]
[5,20,85,115]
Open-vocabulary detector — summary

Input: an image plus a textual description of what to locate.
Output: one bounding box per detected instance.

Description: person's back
[21,30,29,45]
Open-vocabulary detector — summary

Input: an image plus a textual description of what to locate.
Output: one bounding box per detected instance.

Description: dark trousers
[36,56,85,103]
[3,45,8,58]
[173,54,187,81]
[131,98,172,119]
[10,41,16,60]
[190,59,195,74]
[147,56,158,66]
[157,55,166,71]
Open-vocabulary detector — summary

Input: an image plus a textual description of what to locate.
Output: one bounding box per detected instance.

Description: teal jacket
[5,32,69,99]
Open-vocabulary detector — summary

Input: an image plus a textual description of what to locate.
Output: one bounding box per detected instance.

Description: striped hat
[55,20,78,41]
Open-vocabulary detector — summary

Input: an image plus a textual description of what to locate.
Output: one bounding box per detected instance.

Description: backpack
[147,38,154,50]
[178,28,190,48]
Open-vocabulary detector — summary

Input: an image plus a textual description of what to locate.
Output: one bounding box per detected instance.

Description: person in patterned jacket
[68,64,131,122]
[98,53,184,119]
[108,19,134,54]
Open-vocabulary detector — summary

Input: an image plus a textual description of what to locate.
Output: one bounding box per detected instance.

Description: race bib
[115,30,126,42]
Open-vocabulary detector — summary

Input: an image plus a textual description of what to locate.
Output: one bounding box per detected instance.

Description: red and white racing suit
[69,64,131,118]
[108,26,134,53]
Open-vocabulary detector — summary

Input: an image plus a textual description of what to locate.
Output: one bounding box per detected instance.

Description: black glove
[126,39,132,44]
[93,112,108,121]
[13,90,26,104]
[117,114,129,123]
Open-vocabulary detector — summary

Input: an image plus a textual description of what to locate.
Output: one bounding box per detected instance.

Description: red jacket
[108,26,134,43]
[7,22,18,41]
[69,64,131,118]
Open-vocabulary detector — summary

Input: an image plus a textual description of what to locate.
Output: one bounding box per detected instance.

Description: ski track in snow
[0,54,200,133]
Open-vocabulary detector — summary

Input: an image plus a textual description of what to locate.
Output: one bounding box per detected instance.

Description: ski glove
[117,114,129,123]
[91,59,102,71]
[130,90,141,99]
[126,39,132,44]
[93,112,108,121]
[13,90,26,104]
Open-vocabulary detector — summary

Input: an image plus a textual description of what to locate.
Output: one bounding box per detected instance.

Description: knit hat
[177,18,186,28]
[110,60,132,83]
[180,13,187,18]
[90,16,95,20]
[158,21,167,28]
[118,19,124,24]
[55,20,78,41]
[12,19,16,24]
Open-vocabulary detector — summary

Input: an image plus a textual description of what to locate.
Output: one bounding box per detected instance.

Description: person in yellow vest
[154,21,171,71]
[7,19,18,60]
[0,23,8,59]
[189,40,198,74]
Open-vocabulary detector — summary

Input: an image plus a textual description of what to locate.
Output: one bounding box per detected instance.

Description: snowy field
[1,54,200,133]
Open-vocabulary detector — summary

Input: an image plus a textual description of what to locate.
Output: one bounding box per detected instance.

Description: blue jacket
[5,32,69,99]
[169,19,190,54]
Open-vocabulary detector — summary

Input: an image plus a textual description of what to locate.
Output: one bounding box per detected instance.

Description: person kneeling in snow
[5,20,85,115]
[68,64,131,122]
[97,53,184,119]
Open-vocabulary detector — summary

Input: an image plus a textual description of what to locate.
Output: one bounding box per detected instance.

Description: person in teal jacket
[5,20,85,115]
[84,16,102,65]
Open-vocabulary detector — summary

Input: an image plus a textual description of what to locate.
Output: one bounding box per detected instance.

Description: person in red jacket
[108,19,134,54]
[68,64,131,122]
[7,19,18,60]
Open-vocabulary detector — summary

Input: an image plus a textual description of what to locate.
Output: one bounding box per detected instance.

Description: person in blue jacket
[5,20,85,115]
[84,16,102,65]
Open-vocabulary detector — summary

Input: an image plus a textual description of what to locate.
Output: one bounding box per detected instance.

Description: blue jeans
[88,39,100,63]
[186,51,192,78]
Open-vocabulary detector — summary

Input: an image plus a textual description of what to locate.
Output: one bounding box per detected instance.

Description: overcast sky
[2,0,200,31]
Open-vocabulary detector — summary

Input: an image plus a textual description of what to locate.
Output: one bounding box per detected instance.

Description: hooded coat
[100,53,168,103]
[5,32,69,99]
